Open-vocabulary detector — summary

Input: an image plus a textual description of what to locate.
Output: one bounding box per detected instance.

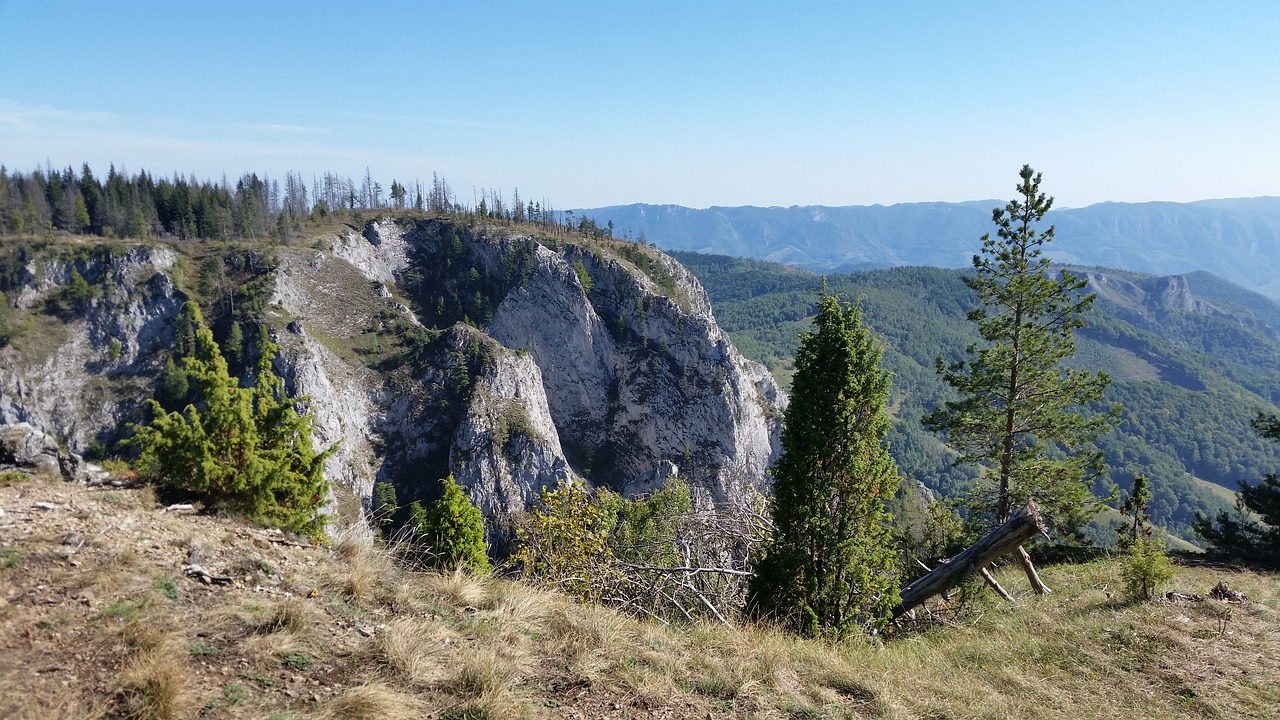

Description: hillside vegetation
[2,472,1278,720]
[671,252,1280,544]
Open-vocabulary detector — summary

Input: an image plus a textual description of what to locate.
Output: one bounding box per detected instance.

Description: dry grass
[452,644,522,696]
[376,617,457,684]
[448,645,528,720]
[263,595,315,634]
[547,600,636,657]
[2,473,1277,720]
[117,624,191,720]
[240,624,312,659]
[0,695,109,720]
[418,565,492,608]
[488,577,555,628]
[330,533,395,603]
[317,682,426,720]
[852,562,1280,720]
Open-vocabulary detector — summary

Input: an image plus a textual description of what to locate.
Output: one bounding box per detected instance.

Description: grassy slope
[2,473,1277,720]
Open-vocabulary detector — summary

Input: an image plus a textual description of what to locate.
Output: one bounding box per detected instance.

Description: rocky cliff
[0,218,785,533]
[0,245,184,450]
[272,218,785,517]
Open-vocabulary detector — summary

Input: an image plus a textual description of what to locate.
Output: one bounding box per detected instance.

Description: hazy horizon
[3,2,1278,210]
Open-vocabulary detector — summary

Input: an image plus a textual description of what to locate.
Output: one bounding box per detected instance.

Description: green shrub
[604,477,692,567]
[512,479,618,602]
[1122,537,1175,602]
[408,475,491,572]
[0,291,16,347]
[1117,473,1174,602]
[130,302,331,537]
[574,260,593,292]
[153,575,180,601]
[44,268,93,318]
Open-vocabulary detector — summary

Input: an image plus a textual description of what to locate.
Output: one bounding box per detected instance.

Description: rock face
[1,422,66,478]
[274,218,785,519]
[0,219,785,534]
[0,246,184,451]
[1084,270,1220,319]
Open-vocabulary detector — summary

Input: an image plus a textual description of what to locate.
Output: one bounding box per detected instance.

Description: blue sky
[1,1,1277,209]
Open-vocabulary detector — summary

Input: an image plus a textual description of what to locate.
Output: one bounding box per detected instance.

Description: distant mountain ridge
[579,197,1280,299]
[668,250,1280,543]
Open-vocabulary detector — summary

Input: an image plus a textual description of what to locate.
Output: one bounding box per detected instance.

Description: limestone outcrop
[0,218,785,533]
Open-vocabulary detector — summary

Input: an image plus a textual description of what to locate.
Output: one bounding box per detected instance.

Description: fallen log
[892,501,1047,618]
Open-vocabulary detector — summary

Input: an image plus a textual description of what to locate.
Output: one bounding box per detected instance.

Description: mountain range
[669,251,1280,545]
[580,197,1280,299]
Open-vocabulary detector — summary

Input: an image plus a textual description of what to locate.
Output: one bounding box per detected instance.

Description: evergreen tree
[924,165,1114,537]
[224,320,245,375]
[409,475,491,572]
[73,194,91,233]
[371,481,399,539]
[131,302,330,537]
[1117,474,1153,551]
[1116,473,1174,601]
[748,288,900,638]
[155,355,190,412]
[1194,413,1280,567]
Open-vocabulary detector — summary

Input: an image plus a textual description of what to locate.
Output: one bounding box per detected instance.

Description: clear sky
[1,1,1277,210]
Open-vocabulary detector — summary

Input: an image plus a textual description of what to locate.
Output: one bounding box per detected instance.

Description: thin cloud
[316,108,525,132]
[238,123,330,135]
[0,99,117,128]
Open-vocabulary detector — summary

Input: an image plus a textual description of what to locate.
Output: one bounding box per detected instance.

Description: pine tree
[1117,474,1153,551]
[748,288,901,638]
[925,166,1113,538]
[131,302,330,537]
[371,481,399,539]
[1194,413,1280,567]
[1116,473,1174,601]
[409,475,491,572]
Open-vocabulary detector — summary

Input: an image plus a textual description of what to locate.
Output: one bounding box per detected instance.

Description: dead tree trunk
[892,501,1047,618]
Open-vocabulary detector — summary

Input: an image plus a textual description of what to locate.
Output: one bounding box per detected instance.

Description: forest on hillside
[672,251,1280,544]
[0,164,563,243]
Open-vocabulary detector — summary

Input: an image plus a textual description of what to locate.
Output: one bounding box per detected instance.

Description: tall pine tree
[748,288,900,638]
[926,165,1113,532]
[924,165,1113,590]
